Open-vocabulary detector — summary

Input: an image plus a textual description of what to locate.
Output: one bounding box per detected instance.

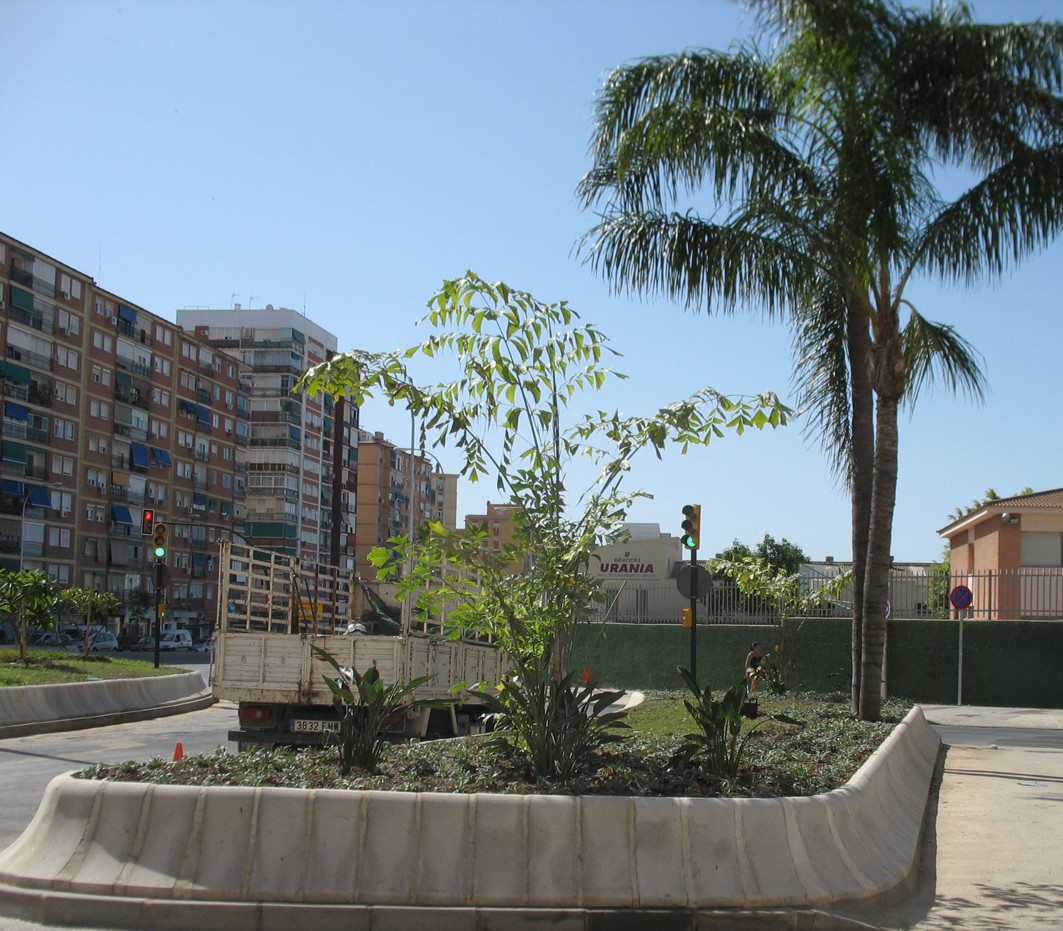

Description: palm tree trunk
[860,391,900,721]
[848,302,874,715]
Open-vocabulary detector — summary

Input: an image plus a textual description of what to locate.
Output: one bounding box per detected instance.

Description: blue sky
[5,0,1062,562]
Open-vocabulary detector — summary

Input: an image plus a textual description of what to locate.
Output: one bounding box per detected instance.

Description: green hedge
[572,617,1063,708]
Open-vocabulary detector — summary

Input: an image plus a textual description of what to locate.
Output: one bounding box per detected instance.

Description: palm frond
[902,310,987,408]
[914,144,1063,283]
[579,210,812,318]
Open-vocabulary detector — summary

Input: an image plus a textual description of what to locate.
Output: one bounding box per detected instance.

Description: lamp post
[18,482,64,571]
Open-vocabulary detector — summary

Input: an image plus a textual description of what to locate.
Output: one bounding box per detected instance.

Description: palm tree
[577,0,1063,719]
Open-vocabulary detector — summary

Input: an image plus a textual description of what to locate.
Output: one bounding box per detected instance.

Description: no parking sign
[949,585,973,611]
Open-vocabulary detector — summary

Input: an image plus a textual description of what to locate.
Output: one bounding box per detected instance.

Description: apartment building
[0,233,249,639]
[353,430,458,579]
[175,306,359,569]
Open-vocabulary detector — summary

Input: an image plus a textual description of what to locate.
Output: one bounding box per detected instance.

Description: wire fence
[582,568,1063,624]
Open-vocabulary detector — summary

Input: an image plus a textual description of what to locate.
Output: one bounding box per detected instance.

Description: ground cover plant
[0,650,183,687]
[80,692,909,799]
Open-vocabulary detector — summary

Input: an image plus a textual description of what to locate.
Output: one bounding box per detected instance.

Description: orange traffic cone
[172,742,184,762]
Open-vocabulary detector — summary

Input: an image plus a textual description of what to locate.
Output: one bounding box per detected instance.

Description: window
[151,387,170,406]
[52,454,74,476]
[222,473,232,489]
[57,309,81,334]
[154,324,173,346]
[87,468,106,488]
[48,527,72,548]
[153,357,171,375]
[92,331,113,352]
[88,434,108,455]
[60,274,83,300]
[182,341,196,360]
[54,346,79,370]
[89,400,110,420]
[53,418,75,441]
[180,371,196,390]
[48,564,71,585]
[53,382,77,405]
[1021,532,1063,568]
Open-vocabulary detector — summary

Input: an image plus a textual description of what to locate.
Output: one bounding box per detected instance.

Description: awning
[130,443,150,468]
[115,371,133,387]
[151,447,171,467]
[1,479,22,497]
[2,441,27,464]
[27,484,51,507]
[118,304,137,324]
[4,402,29,421]
[111,505,134,526]
[192,551,208,565]
[0,361,32,386]
[10,286,34,312]
[193,493,208,508]
[179,399,196,415]
[220,501,232,516]
[195,405,210,425]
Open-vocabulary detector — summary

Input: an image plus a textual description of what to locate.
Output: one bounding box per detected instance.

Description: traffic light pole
[688,546,698,683]
[152,558,164,669]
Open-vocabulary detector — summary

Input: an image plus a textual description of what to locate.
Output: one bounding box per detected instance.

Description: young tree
[300,274,789,778]
[578,0,1063,719]
[64,589,123,657]
[0,570,61,664]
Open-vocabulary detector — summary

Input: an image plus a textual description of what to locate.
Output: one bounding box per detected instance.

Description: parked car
[129,636,157,652]
[159,630,195,651]
[192,638,213,653]
[64,630,119,654]
[29,632,73,649]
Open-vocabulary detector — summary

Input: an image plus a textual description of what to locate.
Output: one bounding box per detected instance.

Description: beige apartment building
[176,306,359,569]
[353,430,457,579]
[1,233,250,639]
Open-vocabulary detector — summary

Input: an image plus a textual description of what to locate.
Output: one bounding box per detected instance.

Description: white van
[159,630,194,651]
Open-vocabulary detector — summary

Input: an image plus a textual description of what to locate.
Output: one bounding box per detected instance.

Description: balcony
[8,305,48,333]
[193,449,210,462]
[196,389,212,405]
[115,356,152,379]
[10,264,55,298]
[5,346,53,372]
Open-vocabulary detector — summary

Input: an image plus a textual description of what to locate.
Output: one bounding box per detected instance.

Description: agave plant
[675,667,762,779]
[312,644,437,774]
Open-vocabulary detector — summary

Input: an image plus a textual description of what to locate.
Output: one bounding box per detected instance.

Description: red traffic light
[141,509,155,536]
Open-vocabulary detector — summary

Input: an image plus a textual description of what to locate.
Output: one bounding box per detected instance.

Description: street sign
[676,564,712,600]
[950,585,973,611]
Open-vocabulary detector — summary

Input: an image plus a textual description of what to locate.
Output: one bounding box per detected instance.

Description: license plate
[290,719,341,734]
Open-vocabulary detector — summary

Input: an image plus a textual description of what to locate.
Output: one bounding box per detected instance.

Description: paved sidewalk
[833,705,1063,930]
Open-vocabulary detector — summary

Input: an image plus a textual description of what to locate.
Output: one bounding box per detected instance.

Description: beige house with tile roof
[938,488,1063,618]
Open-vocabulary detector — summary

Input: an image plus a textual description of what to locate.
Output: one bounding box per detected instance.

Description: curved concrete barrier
[0,671,211,738]
[0,707,940,928]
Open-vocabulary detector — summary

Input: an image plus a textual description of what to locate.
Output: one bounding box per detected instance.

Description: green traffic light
[153,545,167,559]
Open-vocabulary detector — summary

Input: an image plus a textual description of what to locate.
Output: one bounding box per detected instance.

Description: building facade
[1,233,250,639]
[353,430,458,579]
[175,306,359,570]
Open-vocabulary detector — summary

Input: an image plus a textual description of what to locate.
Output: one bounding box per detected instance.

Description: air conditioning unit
[60,290,69,299]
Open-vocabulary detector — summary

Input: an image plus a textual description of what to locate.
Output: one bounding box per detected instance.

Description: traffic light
[152,522,168,560]
[681,504,701,550]
[681,607,693,627]
[141,508,155,536]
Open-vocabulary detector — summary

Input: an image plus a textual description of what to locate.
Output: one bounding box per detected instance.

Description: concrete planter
[0,707,940,929]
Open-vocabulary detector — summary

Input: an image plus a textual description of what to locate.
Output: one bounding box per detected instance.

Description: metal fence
[583,568,1063,625]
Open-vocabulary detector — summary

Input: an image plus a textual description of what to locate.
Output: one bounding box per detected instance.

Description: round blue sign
[949,585,973,610]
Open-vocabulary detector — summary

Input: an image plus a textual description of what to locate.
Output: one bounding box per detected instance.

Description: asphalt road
[0,699,238,852]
